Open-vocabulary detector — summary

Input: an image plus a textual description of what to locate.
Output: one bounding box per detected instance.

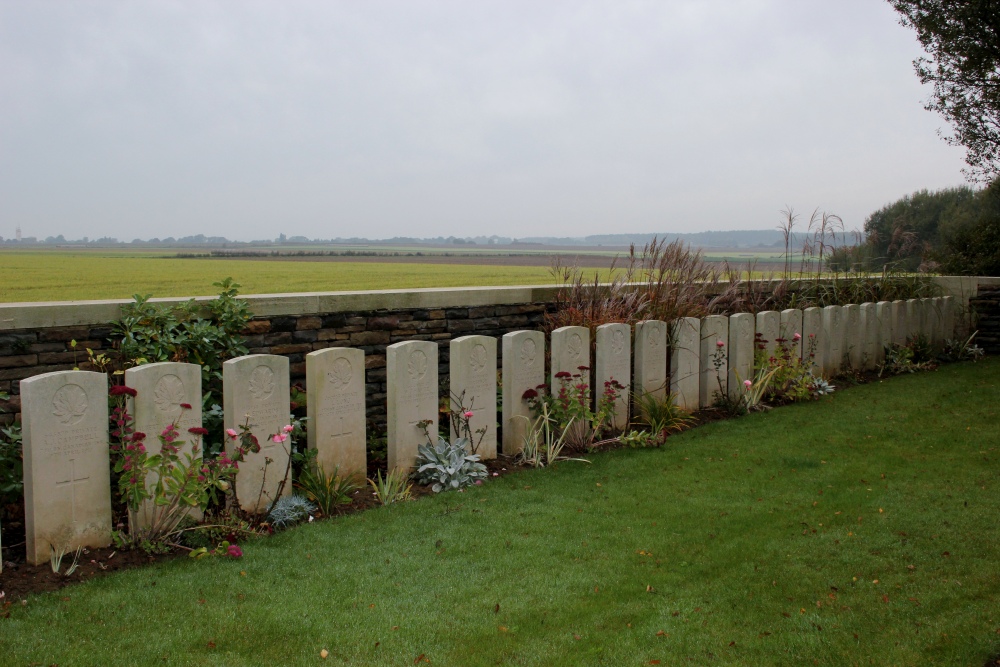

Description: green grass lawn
[2,359,999,666]
[0,251,564,302]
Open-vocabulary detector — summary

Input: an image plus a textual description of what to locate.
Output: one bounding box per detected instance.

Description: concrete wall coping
[1,276,997,331]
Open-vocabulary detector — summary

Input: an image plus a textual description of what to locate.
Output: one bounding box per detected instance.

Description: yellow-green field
[0,251,565,303]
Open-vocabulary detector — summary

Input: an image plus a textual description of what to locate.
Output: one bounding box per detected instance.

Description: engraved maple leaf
[249,366,275,400]
[520,338,537,365]
[328,358,353,388]
[567,333,583,359]
[407,350,428,380]
[52,385,88,424]
[153,375,185,414]
[470,344,488,372]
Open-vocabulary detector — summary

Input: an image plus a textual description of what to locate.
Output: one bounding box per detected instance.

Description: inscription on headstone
[728,313,754,399]
[307,347,367,481]
[780,309,803,360]
[551,326,591,394]
[595,323,630,429]
[126,362,203,529]
[450,335,497,459]
[224,355,291,513]
[670,317,700,411]
[755,311,780,358]
[699,315,728,408]
[633,320,667,402]
[22,370,111,565]
[802,307,824,372]
[502,331,545,455]
[387,341,438,472]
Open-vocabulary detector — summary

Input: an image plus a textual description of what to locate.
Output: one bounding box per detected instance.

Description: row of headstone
[14,296,953,564]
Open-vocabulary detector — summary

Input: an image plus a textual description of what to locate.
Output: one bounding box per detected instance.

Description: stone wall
[2,277,998,427]
[971,284,1000,355]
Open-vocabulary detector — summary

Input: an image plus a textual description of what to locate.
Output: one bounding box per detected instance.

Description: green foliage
[632,389,695,442]
[941,331,985,362]
[880,335,938,376]
[937,179,1000,275]
[413,437,488,492]
[514,410,588,467]
[522,369,623,448]
[266,495,317,529]
[891,0,1000,182]
[0,422,23,502]
[110,277,251,452]
[368,469,412,505]
[295,463,362,516]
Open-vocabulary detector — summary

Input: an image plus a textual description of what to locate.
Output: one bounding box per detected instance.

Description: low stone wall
[971,285,1000,355]
[2,277,998,426]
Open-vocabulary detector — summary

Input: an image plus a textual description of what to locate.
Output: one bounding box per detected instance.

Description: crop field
[0,246,789,303]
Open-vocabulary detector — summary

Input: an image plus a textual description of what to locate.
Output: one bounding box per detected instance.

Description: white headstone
[502,330,545,455]
[755,311,780,359]
[727,313,754,399]
[875,301,892,365]
[387,340,438,472]
[891,300,908,346]
[844,304,862,370]
[802,307,824,373]
[223,354,291,513]
[670,317,700,411]
[822,305,846,376]
[550,326,591,395]
[595,323,631,429]
[907,299,923,344]
[633,320,667,401]
[699,315,728,407]
[780,309,803,360]
[859,302,878,370]
[450,335,497,459]
[927,297,943,348]
[125,362,204,529]
[306,347,367,481]
[21,370,111,565]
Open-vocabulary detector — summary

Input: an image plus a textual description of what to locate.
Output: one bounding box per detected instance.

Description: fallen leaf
[494,603,500,614]
[573,634,582,640]
[498,626,508,632]
[320,649,329,659]
[206,641,216,649]
[729,641,736,647]
[782,612,791,618]
[882,594,889,603]
[656,630,666,637]
[646,585,654,593]
[907,565,915,570]
[942,551,951,557]
[392,626,399,631]
[649,661,661,665]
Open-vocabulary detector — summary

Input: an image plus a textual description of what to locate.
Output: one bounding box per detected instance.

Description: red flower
[554,371,572,379]
[522,388,539,400]
[131,432,146,442]
[227,544,243,558]
[109,385,138,397]
[179,403,192,410]
[187,427,209,436]
[577,365,590,372]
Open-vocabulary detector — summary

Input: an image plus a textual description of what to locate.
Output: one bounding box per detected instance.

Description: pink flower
[463,411,474,418]
[226,428,238,438]
[272,433,288,444]
[282,424,294,433]
[227,544,243,558]
[744,380,752,389]
[793,333,802,341]
[808,333,815,339]
[716,340,725,348]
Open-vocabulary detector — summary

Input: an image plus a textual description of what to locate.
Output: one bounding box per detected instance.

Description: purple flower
[227,544,243,558]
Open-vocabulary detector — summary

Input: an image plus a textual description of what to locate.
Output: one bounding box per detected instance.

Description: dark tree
[891,0,1000,181]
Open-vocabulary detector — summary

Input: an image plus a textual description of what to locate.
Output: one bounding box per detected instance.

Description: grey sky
[0,0,969,241]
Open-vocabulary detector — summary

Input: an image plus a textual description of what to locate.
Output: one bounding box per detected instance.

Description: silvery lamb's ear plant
[413,437,487,492]
[266,494,317,529]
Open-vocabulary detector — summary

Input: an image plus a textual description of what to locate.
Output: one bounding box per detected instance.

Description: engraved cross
[55,458,90,524]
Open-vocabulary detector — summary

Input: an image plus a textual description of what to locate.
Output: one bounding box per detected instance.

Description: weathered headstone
[22,370,111,565]
[551,326,591,394]
[941,295,956,341]
[875,301,892,365]
[387,340,438,472]
[859,302,878,370]
[502,330,545,455]
[780,309,803,360]
[125,362,203,529]
[727,313,754,399]
[699,315,728,408]
[223,354,291,513]
[670,317,700,410]
[908,299,923,344]
[450,335,497,459]
[633,320,667,401]
[755,311,780,359]
[891,300,908,346]
[844,304,862,370]
[822,305,846,376]
[802,307,824,372]
[927,297,943,348]
[595,323,631,429]
[306,347,367,481]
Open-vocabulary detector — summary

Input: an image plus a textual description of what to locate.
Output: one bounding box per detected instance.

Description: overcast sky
[0,1,970,241]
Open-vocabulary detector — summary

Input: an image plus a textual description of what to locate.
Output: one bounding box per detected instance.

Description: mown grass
[0,252,565,302]
[2,359,999,666]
